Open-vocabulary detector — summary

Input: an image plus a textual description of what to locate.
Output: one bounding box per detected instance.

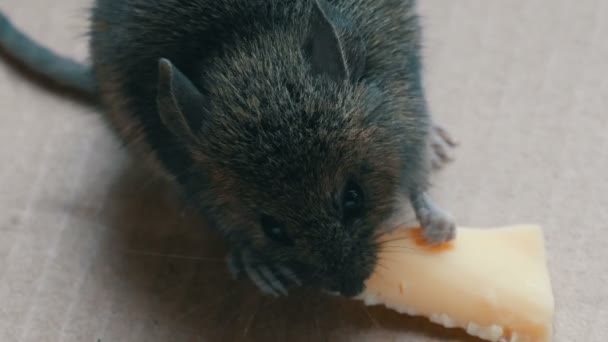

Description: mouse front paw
[419,207,456,244]
[429,125,457,170]
[226,249,300,297]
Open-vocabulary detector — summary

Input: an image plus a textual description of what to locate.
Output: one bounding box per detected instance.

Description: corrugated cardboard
[1,0,607,341]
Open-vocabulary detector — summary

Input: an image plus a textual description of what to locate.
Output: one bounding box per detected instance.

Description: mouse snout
[321,240,376,297]
[328,274,367,297]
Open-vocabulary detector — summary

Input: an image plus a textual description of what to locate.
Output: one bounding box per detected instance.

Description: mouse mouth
[327,281,366,297]
[300,266,370,298]
[294,259,376,297]
[324,252,377,297]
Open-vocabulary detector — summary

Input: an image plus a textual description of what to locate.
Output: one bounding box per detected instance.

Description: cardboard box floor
[1,0,607,341]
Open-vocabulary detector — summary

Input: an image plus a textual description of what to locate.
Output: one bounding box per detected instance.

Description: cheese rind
[360,225,554,342]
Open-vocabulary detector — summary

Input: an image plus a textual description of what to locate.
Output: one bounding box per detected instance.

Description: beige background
[1,0,607,341]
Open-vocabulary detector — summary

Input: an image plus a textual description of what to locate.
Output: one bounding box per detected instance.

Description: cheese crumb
[429,313,457,328]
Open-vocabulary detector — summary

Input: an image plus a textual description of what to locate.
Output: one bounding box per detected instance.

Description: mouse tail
[0,12,97,99]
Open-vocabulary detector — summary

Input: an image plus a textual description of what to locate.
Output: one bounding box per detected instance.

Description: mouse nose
[339,282,365,297]
[320,231,376,297]
[330,278,365,297]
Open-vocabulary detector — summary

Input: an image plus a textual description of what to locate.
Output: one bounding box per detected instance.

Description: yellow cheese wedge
[360,225,554,342]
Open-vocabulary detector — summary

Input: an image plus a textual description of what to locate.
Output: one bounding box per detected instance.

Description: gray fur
[0,0,456,297]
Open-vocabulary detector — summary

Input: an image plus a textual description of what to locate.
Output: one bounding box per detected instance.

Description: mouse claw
[256,265,288,296]
[227,249,293,297]
[420,209,456,244]
[429,124,457,170]
[278,266,302,286]
[243,262,282,296]
[226,252,242,279]
[411,192,456,245]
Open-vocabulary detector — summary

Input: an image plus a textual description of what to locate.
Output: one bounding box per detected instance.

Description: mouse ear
[304,0,366,83]
[156,58,206,142]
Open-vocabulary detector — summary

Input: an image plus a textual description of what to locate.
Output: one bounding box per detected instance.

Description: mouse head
[156,0,428,296]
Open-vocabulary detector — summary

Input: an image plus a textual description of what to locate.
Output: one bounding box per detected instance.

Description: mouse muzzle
[303,234,378,298]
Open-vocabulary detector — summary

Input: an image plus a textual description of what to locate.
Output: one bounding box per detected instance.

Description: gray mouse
[0,0,456,297]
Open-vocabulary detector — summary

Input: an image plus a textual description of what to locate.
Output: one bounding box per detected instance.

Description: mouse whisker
[377,248,428,258]
[175,286,241,322]
[361,304,381,328]
[123,249,226,262]
[372,240,415,251]
[376,233,412,242]
[314,317,323,341]
[376,243,418,250]
[242,296,264,339]
[376,252,443,268]
[368,267,388,281]
[377,233,418,242]
[373,221,416,239]
[375,261,390,272]
[136,165,197,192]
[373,235,418,247]
[371,240,414,249]
[377,247,421,254]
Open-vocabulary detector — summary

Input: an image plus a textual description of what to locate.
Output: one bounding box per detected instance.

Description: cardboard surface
[1,0,607,341]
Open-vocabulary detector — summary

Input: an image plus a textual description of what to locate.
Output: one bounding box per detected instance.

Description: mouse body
[0,0,456,297]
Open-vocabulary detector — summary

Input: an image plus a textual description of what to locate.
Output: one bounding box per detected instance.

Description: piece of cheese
[359,225,554,342]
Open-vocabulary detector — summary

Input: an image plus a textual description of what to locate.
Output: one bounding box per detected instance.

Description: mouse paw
[227,249,300,297]
[429,125,457,170]
[418,206,456,244]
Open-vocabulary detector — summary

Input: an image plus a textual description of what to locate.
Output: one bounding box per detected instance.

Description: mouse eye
[260,215,293,245]
[342,180,365,222]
